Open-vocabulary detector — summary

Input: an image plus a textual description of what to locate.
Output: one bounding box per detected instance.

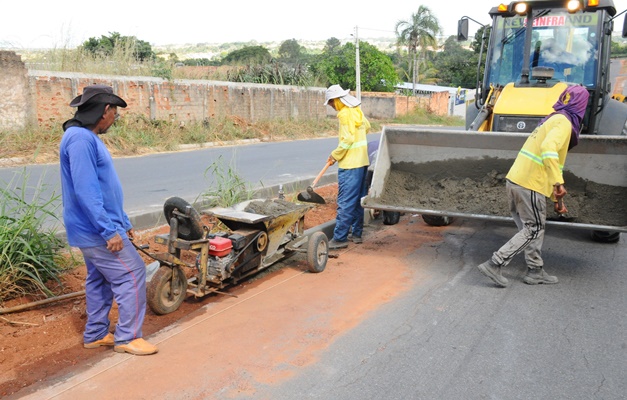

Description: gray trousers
[491,180,546,269]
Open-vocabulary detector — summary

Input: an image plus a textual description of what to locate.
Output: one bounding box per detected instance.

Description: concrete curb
[128,174,338,231]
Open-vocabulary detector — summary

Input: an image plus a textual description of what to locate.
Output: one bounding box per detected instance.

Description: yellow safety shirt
[330,98,370,169]
[506,113,571,200]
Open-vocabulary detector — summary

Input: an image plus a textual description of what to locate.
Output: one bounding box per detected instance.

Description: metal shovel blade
[297,186,325,204]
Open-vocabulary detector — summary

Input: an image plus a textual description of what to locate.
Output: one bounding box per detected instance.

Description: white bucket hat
[323,84,360,107]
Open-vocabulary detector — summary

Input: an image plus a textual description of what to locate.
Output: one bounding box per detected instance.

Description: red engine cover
[209,236,233,257]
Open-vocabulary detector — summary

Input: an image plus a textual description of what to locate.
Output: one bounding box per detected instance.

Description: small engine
[205,253,235,282]
[196,236,234,282]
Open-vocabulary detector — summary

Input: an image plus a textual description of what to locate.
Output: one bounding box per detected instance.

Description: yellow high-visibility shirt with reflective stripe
[331,99,370,169]
[506,113,571,200]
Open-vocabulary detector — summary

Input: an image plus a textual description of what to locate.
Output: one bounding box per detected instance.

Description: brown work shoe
[328,239,349,250]
[523,268,558,285]
[84,332,115,349]
[352,236,363,244]
[114,338,158,355]
[477,260,509,287]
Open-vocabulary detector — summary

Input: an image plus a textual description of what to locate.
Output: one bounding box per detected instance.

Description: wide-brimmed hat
[69,84,127,108]
[323,84,360,107]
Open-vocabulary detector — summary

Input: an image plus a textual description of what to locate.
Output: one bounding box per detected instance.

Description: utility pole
[355,26,361,102]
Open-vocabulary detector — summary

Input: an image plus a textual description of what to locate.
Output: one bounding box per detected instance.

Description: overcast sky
[2,0,627,49]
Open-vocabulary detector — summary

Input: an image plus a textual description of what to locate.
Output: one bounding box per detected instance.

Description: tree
[433,36,477,88]
[323,37,342,54]
[222,46,272,65]
[312,41,398,92]
[81,32,155,61]
[395,6,441,93]
[278,39,306,63]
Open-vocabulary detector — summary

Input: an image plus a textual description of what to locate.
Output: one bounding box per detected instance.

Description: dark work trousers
[333,166,368,242]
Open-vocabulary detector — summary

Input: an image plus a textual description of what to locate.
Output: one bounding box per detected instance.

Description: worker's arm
[330,112,355,162]
[540,116,571,201]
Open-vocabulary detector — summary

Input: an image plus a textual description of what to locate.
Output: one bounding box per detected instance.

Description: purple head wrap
[538,85,590,150]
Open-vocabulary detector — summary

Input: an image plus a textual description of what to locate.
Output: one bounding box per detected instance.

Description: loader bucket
[362,126,627,233]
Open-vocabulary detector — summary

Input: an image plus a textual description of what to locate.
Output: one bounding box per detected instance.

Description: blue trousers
[80,237,147,345]
[333,166,368,242]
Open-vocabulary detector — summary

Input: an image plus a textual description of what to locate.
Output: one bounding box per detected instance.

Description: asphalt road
[0,133,379,229]
[258,218,627,400]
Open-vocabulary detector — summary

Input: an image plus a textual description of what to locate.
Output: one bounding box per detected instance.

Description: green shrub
[0,171,68,302]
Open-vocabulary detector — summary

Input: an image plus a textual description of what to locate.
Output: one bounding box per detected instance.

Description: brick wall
[1,51,450,130]
[0,51,35,129]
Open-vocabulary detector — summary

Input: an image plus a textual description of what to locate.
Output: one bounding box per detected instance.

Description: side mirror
[458,19,469,41]
[623,14,627,38]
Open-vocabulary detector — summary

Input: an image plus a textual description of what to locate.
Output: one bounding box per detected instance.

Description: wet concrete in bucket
[244,199,308,218]
[379,158,627,227]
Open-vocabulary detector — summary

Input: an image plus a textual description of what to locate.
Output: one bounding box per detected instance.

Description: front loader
[363,0,627,242]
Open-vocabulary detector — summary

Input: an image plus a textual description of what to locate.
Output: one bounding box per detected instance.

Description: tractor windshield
[487,9,601,87]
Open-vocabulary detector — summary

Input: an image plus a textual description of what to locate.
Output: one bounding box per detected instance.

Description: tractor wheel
[422,215,454,226]
[382,211,401,225]
[163,197,204,241]
[147,266,188,315]
[591,230,621,244]
[307,232,328,273]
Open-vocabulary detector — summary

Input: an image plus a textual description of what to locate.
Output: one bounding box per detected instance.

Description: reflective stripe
[339,139,368,150]
[519,149,543,166]
[541,151,559,160]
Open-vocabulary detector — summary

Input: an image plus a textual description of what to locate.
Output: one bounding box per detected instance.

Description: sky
[2,0,627,49]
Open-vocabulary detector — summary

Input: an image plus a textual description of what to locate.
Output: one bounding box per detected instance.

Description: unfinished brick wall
[0,51,34,129]
[1,50,450,130]
[29,73,329,128]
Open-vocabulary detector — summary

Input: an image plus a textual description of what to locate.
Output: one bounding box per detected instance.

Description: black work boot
[477,260,509,287]
[523,267,558,285]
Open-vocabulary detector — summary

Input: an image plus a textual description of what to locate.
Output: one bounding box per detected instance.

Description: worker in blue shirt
[60,85,157,355]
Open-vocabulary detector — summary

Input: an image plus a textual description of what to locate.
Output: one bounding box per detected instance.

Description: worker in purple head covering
[476,85,590,288]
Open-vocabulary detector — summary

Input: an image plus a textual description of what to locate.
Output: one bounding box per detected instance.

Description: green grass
[0,171,73,303]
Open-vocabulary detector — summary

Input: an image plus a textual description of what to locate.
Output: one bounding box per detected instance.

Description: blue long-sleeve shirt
[60,126,131,248]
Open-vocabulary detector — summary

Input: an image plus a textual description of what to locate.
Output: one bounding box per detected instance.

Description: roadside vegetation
[0,172,75,303]
[1,107,464,164]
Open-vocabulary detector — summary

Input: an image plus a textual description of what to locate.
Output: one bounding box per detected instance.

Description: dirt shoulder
[0,185,339,397]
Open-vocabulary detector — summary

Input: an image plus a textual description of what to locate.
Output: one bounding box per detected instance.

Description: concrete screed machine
[363,0,627,242]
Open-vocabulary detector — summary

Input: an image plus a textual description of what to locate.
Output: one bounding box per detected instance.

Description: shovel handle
[311,160,334,188]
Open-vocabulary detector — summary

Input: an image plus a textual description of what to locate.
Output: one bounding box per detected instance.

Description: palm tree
[395,6,441,94]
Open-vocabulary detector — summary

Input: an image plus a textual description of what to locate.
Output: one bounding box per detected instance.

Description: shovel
[547,198,576,222]
[297,160,333,204]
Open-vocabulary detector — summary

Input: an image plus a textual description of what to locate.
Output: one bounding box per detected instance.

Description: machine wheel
[591,230,621,244]
[306,232,328,273]
[163,197,204,241]
[422,215,454,226]
[147,266,188,315]
[382,211,401,225]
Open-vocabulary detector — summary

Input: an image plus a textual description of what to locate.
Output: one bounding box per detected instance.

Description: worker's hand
[327,156,336,165]
[554,200,568,215]
[127,228,135,240]
[106,233,124,252]
[553,183,567,200]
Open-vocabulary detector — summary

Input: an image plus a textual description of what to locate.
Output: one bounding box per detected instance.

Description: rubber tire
[147,266,188,315]
[307,231,328,273]
[422,215,454,226]
[382,211,401,225]
[591,230,621,244]
[163,197,204,241]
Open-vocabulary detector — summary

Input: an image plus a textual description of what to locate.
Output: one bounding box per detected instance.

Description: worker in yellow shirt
[477,85,590,287]
[323,85,371,249]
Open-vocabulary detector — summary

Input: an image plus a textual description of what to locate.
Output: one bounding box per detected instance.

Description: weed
[0,171,70,302]
[198,155,255,208]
